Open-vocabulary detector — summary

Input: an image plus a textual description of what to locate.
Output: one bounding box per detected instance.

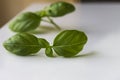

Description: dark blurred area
[82,0,120,2]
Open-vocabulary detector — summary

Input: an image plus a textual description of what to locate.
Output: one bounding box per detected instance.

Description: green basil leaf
[9,12,41,32]
[38,38,49,48]
[3,33,41,56]
[45,47,54,57]
[44,1,75,17]
[38,38,54,57]
[53,30,88,57]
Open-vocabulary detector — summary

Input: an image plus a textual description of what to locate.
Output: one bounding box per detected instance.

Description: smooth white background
[0,3,120,80]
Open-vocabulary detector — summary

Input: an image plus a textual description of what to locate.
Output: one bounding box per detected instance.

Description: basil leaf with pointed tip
[9,12,41,32]
[3,33,41,56]
[44,1,75,17]
[53,30,88,57]
[38,38,54,57]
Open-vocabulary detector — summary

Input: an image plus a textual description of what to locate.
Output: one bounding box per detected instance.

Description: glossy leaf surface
[3,33,41,56]
[53,30,88,57]
[38,38,54,57]
[38,38,49,48]
[9,12,41,32]
[44,1,75,17]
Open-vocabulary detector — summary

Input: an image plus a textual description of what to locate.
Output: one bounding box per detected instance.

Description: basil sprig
[9,1,75,32]
[3,30,88,57]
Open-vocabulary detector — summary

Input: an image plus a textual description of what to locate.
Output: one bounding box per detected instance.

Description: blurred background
[0,0,78,27]
[0,0,119,27]
[82,0,120,2]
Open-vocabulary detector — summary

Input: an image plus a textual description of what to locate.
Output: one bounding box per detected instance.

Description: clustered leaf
[9,1,75,32]
[3,30,88,57]
[45,47,54,57]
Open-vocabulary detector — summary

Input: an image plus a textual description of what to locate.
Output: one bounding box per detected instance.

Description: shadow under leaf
[65,51,97,58]
[29,25,61,34]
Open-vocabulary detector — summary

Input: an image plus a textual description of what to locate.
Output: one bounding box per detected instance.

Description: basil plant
[3,30,88,57]
[9,1,75,32]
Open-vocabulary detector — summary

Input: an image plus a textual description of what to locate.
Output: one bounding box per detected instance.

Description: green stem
[47,17,61,30]
[35,11,61,30]
[41,19,51,23]
[41,18,61,30]
[35,10,46,17]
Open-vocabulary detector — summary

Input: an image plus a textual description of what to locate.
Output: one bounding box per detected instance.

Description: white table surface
[0,3,120,80]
